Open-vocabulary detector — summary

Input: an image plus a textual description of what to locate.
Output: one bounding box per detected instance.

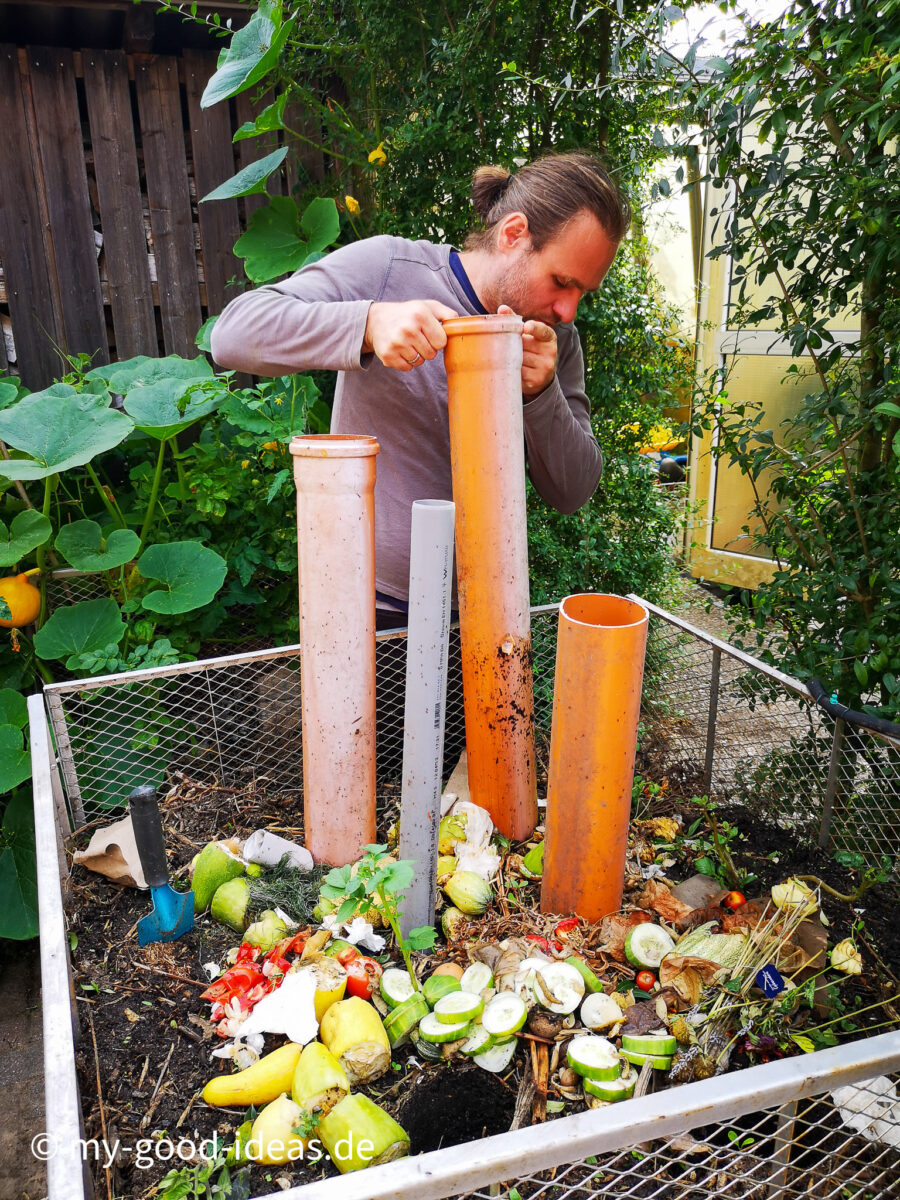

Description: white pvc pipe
[398,499,455,938]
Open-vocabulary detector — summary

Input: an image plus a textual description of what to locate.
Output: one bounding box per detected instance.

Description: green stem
[138,440,167,552]
[168,438,187,502]
[85,462,126,529]
[34,476,56,626]
[801,990,900,1037]
[376,885,420,993]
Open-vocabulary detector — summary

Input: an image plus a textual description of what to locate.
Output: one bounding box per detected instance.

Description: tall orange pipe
[443,315,537,841]
[290,435,379,865]
[540,593,649,921]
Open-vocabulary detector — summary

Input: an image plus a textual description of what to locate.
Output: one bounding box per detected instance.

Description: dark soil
[64,772,900,1200]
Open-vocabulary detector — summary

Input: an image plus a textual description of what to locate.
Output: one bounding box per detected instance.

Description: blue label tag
[756,965,785,997]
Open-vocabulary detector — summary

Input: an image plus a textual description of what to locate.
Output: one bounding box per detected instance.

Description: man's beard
[492,256,552,324]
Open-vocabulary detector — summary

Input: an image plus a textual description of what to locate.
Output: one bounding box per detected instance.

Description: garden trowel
[129,784,195,945]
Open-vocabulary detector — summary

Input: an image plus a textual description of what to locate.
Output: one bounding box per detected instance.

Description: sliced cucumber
[423,973,462,1008]
[382,993,429,1047]
[433,990,484,1025]
[580,991,623,1032]
[566,1034,622,1082]
[565,955,605,994]
[418,1012,471,1043]
[620,1048,673,1071]
[481,992,528,1037]
[531,963,585,1014]
[621,1030,677,1057]
[460,1023,493,1057]
[624,923,675,970]
[583,1066,637,1103]
[473,1037,518,1073]
[459,962,494,995]
[380,967,416,1009]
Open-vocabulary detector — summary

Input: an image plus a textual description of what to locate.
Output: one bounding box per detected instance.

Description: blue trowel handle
[129,785,170,889]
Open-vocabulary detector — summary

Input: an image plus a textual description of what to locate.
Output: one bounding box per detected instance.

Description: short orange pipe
[443,315,537,841]
[290,435,379,865]
[540,593,649,921]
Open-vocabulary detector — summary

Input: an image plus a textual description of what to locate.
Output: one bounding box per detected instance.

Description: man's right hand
[362,300,458,371]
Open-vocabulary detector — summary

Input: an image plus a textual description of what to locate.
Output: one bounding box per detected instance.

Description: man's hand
[497,305,558,396]
[363,300,458,371]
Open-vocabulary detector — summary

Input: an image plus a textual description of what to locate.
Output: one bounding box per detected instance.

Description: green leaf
[33,597,126,668]
[0,789,38,939]
[0,387,133,481]
[301,198,340,253]
[0,724,31,791]
[195,315,218,353]
[123,379,224,441]
[202,148,289,203]
[0,380,22,411]
[0,511,53,567]
[201,6,294,108]
[54,521,141,572]
[138,542,227,614]
[87,354,213,393]
[0,688,27,729]
[790,1033,815,1054]
[233,195,312,282]
[233,95,288,142]
[407,925,437,951]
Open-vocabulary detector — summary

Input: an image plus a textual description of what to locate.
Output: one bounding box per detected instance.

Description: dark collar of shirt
[449,250,488,315]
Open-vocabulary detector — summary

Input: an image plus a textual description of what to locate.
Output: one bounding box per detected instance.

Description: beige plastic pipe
[290,435,380,865]
[443,315,538,842]
[541,593,649,921]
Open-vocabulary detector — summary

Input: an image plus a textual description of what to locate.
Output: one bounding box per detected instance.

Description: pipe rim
[443,315,524,336]
[290,434,380,458]
[559,592,649,630]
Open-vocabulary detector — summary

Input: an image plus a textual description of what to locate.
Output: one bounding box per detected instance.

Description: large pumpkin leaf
[201,3,294,108]
[33,597,125,667]
[0,724,31,791]
[202,147,289,203]
[86,354,213,394]
[0,511,53,567]
[234,196,331,283]
[55,520,141,572]
[0,788,38,939]
[139,542,227,614]
[122,379,224,441]
[301,197,341,253]
[0,689,27,729]
[0,386,133,481]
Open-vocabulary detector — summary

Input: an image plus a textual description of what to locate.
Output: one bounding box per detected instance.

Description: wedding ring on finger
[407,350,423,365]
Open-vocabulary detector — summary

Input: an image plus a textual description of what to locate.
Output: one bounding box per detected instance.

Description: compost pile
[66,774,900,1200]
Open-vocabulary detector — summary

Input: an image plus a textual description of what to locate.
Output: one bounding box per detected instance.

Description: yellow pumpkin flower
[344,195,360,214]
[368,142,387,166]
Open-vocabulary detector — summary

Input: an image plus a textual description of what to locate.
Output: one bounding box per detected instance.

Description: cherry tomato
[344,955,383,1000]
[722,890,747,911]
[635,970,657,992]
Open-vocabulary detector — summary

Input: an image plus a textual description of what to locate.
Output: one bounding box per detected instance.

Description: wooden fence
[0,44,287,389]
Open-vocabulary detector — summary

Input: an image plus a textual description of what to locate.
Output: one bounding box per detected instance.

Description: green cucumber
[583,1066,637,1102]
[382,993,429,1047]
[566,1035,622,1082]
[459,962,494,994]
[565,955,605,994]
[380,967,416,1008]
[460,1023,494,1057]
[623,923,675,970]
[423,973,462,1008]
[433,990,484,1025]
[417,1012,471,1043]
[473,1038,518,1073]
[620,1048,673,1071]
[531,962,585,1014]
[621,1030,677,1057]
[481,992,528,1037]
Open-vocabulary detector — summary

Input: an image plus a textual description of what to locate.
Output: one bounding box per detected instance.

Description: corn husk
[317,1094,410,1173]
[319,997,390,1084]
[291,1042,350,1117]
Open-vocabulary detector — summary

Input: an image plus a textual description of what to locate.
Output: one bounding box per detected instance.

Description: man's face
[493,210,619,325]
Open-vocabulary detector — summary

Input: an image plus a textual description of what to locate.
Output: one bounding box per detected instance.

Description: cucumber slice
[460,1023,493,1057]
[583,1066,637,1103]
[621,1030,677,1056]
[481,992,528,1037]
[382,993,429,1047]
[380,967,416,1009]
[624,923,675,970]
[423,973,462,1008]
[620,1048,673,1071]
[566,1035,622,1082]
[433,990,484,1025]
[418,1012,471,1043]
[473,1037,518,1073]
[531,963,586,1014]
[580,991,623,1032]
[459,962,494,994]
[565,955,605,994]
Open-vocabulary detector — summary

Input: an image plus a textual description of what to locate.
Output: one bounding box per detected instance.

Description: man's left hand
[497,305,557,396]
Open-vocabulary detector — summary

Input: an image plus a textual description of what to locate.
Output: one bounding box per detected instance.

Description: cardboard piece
[72,815,148,889]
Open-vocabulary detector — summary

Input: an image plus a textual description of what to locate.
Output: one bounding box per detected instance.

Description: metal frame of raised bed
[31,599,900,1200]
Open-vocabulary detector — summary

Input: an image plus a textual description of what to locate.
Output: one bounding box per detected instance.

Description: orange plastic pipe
[540,593,649,921]
[443,315,537,841]
[290,435,380,865]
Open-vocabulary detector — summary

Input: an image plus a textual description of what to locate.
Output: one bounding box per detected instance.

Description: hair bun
[471,165,513,219]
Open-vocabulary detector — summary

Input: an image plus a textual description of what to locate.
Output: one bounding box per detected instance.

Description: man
[211,151,631,626]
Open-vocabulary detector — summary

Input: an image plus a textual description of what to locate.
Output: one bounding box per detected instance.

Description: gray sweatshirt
[211,235,602,602]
